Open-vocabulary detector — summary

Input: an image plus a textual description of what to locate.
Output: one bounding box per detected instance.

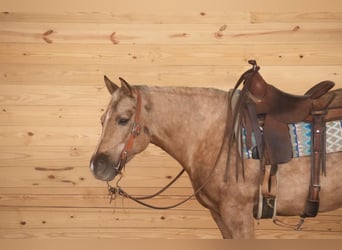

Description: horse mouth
[96,169,117,182]
[89,157,121,182]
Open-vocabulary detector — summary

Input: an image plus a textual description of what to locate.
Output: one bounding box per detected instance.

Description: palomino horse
[89,75,342,239]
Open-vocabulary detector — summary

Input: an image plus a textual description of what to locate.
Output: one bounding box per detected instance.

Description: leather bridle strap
[108,169,189,210]
[117,89,142,173]
[108,86,230,209]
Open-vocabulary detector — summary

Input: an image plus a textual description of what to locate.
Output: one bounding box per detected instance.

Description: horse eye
[118,117,130,126]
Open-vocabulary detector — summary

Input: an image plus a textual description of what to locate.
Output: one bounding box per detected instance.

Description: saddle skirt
[230,89,342,160]
[241,120,342,159]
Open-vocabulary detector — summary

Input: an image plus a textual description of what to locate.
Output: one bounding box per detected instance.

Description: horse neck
[142,86,228,170]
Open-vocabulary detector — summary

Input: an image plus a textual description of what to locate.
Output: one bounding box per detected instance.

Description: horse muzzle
[89,153,120,181]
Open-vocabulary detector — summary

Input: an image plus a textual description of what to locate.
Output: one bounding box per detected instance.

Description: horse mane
[137,85,227,98]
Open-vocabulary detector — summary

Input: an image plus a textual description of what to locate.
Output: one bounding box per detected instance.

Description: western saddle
[227,60,342,223]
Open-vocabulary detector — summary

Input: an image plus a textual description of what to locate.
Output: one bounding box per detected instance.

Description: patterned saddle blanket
[242,120,342,159]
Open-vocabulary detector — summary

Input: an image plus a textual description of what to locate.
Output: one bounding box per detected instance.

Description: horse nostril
[97,158,105,166]
[90,153,117,181]
[93,154,109,171]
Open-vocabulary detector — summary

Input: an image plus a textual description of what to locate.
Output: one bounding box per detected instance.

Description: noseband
[116,89,142,173]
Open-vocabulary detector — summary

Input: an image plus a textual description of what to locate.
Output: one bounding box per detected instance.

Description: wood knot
[292,25,300,32]
[214,24,227,39]
[219,24,227,32]
[110,32,119,44]
[27,131,34,136]
[169,33,189,38]
[42,29,54,44]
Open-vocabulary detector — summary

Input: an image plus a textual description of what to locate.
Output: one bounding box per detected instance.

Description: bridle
[107,88,189,209]
[107,87,228,210]
[115,89,142,173]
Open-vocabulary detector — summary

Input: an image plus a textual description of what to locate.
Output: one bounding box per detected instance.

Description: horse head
[89,76,150,181]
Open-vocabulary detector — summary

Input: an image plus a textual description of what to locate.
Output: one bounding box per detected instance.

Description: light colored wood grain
[0,126,100,146]
[2,0,342,13]
[2,12,341,25]
[0,163,191,187]
[1,206,341,231]
[0,192,205,211]
[0,227,341,239]
[0,85,109,106]
[0,206,340,239]
[1,43,342,66]
[251,12,342,23]
[0,7,341,239]
[1,21,341,45]
[0,69,341,107]
[0,12,251,24]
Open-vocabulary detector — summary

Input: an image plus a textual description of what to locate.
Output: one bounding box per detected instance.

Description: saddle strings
[224,65,256,182]
[224,63,308,231]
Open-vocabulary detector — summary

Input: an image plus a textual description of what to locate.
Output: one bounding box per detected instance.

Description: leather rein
[107,88,228,210]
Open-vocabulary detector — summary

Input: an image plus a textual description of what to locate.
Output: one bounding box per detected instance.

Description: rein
[107,169,190,210]
[107,88,230,210]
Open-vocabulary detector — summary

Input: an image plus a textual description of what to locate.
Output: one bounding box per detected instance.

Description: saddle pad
[242,120,342,159]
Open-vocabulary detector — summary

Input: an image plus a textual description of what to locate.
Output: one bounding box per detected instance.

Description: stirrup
[273,216,305,231]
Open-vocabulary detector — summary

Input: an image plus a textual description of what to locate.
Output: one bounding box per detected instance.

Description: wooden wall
[0,0,342,239]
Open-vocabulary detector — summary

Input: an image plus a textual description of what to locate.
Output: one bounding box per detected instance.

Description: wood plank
[0,166,192,188]
[0,12,251,24]
[0,186,204,211]
[2,0,342,13]
[0,186,195,196]
[1,206,341,232]
[7,12,341,25]
[1,64,341,89]
[0,141,176,163]
[0,143,180,168]
[255,230,342,239]
[0,85,109,107]
[0,228,222,239]
[0,126,100,146]
[0,65,341,106]
[0,63,342,89]
[1,227,341,239]
[1,22,341,45]
[2,188,342,214]
[0,207,217,229]
[0,158,190,188]
[0,192,205,210]
[0,106,106,126]
[1,43,342,66]
[251,12,342,23]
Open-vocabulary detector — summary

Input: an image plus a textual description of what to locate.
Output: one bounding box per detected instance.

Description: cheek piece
[115,90,142,173]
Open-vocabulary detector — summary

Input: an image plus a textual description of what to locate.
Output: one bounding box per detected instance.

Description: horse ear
[104,75,119,94]
[119,77,133,96]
